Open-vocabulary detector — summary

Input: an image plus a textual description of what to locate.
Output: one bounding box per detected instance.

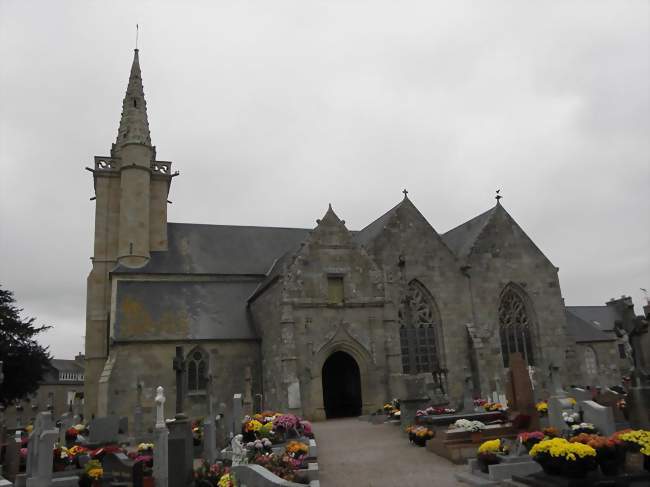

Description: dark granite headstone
[89,415,121,445]
[167,415,193,487]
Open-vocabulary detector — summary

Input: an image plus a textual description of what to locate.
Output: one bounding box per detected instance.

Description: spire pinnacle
[113,49,152,153]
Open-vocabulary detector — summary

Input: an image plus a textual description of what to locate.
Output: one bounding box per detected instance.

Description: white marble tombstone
[26,412,59,487]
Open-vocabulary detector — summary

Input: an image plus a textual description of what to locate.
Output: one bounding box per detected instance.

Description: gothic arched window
[498,286,535,368]
[398,281,442,374]
[584,347,598,376]
[187,347,208,392]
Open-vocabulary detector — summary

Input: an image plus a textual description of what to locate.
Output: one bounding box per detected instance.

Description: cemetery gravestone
[153,387,168,487]
[581,400,615,436]
[26,412,59,487]
[232,393,243,438]
[4,431,21,482]
[167,415,192,487]
[89,415,121,445]
[548,397,575,432]
[58,412,74,446]
[506,353,537,429]
[243,366,253,416]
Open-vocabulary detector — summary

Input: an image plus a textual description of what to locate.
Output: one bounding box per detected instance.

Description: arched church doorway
[322,351,362,418]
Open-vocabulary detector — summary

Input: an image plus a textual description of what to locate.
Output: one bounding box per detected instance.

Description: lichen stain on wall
[119,296,189,338]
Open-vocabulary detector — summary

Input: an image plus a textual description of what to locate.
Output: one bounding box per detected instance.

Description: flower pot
[625,451,644,472]
[143,477,155,487]
[477,455,500,474]
[599,458,621,477]
[413,437,427,447]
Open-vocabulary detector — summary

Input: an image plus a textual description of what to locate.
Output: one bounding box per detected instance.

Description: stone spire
[113,49,152,153]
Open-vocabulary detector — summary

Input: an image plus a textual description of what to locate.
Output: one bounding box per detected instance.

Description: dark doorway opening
[322,351,362,419]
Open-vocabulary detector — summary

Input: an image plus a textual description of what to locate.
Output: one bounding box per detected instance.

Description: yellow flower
[567,397,577,406]
[535,401,548,413]
[246,420,263,432]
[218,473,233,487]
[529,438,596,461]
[87,468,103,480]
[478,439,501,454]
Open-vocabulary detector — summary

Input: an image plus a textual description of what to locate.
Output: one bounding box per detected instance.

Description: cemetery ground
[314,418,462,487]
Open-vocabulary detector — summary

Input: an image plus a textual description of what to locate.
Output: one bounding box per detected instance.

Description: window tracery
[398,281,442,375]
[187,347,208,392]
[498,286,534,367]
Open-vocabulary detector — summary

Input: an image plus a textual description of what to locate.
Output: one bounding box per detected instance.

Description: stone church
[85,50,580,423]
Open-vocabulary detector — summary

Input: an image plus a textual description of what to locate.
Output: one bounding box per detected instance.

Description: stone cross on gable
[172,346,185,415]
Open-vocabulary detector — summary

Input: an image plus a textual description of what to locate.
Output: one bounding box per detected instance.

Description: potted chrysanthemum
[476,439,507,473]
[616,429,650,472]
[529,437,597,478]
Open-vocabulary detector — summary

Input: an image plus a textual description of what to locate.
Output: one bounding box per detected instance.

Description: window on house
[499,286,535,367]
[584,347,598,376]
[187,348,208,392]
[398,281,442,374]
[327,276,344,304]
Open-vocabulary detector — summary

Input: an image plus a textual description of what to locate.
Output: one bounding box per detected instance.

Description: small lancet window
[133,98,137,108]
[187,348,208,392]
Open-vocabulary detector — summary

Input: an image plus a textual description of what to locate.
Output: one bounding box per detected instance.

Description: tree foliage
[0,285,52,405]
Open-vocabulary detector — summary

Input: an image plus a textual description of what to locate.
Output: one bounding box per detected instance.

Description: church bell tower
[84,49,176,416]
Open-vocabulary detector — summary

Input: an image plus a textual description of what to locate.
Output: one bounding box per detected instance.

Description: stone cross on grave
[172,346,185,415]
[26,412,59,487]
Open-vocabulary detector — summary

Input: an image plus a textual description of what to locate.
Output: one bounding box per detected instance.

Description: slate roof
[354,200,405,247]
[440,206,497,259]
[565,309,616,343]
[50,359,84,373]
[114,223,310,276]
[114,280,260,340]
[565,306,620,332]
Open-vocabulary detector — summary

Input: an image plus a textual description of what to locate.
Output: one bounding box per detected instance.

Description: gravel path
[313,418,464,487]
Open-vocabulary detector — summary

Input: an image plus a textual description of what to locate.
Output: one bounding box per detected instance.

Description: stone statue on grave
[155,386,166,428]
[615,317,650,384]
[231,434,248,466]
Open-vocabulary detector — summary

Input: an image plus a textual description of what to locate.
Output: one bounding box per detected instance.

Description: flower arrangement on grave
[452,419,486,433]
[193,461,238,487]
[192,420,204,445]
[245,438,273,459]
[65,426,78,442]
[529,437,597,478]
[569,434,625,476]
[88,444,124,460]
[518,431,544,451]
[250,453,304,483]
[542,427,560,438]
[383,398,401,418]
[405,425,434,446]
[570,422,597,435]
[79,459,104,487]
[567,397,577,406]
[52,447,71,471]
[415,406,456,417]
[535,401,548,415]
[483,402,506,412]
[476,439,507,473]
[561,410,580,426]
[285,440,309,467]
[473,398,488,408]
[615,429,650,456]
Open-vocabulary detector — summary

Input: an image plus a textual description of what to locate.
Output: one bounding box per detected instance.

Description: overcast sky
[1,1,648,359]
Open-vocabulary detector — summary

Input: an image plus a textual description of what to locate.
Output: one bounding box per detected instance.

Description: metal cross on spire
[135,24,139,50]
[402,188,408,198]
[495,189,502,203]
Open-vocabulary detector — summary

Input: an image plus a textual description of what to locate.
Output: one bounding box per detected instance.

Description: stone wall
[97,340,260,425]
[466,205,571,397]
